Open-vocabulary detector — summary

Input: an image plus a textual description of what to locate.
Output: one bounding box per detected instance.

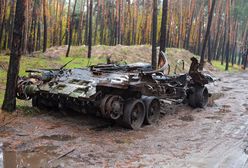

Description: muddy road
[0,72,248,168]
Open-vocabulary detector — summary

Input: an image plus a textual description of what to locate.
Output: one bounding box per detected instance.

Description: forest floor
[0,45,247,167]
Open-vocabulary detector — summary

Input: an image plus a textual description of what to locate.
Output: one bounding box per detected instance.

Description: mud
[1,72,248,167]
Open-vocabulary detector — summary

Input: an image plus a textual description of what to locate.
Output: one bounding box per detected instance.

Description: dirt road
[0,72,248,168]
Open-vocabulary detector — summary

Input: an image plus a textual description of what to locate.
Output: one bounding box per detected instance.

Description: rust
[16,52,214,129]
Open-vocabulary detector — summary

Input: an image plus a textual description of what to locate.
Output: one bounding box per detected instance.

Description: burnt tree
[2,0,26,112]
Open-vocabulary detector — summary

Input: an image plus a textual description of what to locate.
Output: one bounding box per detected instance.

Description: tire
[32,96,48,109]
[123,99,145,130]
[188,86,209,108]
[32,96,38,107]
[143,97,160,125]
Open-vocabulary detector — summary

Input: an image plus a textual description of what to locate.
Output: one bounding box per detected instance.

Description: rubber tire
[188,86,209,108]
[123,99,145,130]
[143,97,160,125]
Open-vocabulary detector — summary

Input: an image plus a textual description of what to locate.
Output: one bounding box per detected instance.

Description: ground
[0,46,247,167]
[1,72,248,168]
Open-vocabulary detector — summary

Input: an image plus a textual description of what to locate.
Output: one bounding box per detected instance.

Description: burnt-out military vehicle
[16,52,213,129]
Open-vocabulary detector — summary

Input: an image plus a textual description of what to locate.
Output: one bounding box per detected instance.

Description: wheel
[32,96,38,107]
[188,86,209,108]
[123,99,145,130]
[100,95,124,120]
[143,97,160,125]
[32,96,49,109]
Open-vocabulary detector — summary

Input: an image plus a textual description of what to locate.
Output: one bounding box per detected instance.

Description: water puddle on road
[0,145,52,168]
[0,143,71,168]
[39,134,76,141]
[0,150,51,168]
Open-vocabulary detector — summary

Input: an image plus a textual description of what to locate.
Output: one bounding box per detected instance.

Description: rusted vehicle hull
[16,52,212,129]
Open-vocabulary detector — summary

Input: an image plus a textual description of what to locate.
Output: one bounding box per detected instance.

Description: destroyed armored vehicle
[16,52,213,129]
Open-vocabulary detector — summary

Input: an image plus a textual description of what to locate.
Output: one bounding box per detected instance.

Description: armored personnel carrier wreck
[16,52,213,129]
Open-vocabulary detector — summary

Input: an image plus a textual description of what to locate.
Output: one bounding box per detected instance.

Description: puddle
[39,134,76,141]
[221,87,233,91]
[0,143,76,168]
[208,93,224,106]
[0,142,53,168]
[205,116,222,120]
[243,104,248,108]
[1,151,51,168]
[179,115,194,122]
[218,105,232,113]
[90,123,115,131]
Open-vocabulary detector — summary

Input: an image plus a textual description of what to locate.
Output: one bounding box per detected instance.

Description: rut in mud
[0,72,248,167]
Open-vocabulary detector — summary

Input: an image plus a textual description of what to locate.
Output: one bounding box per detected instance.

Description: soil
[0,71,248,168]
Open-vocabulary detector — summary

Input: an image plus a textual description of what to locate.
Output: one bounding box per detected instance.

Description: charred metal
[16,52,214,129]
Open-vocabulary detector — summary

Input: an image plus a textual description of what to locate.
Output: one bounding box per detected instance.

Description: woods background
[0,0,247,66]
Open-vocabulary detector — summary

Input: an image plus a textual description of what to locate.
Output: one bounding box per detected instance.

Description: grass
[212,60,241,72]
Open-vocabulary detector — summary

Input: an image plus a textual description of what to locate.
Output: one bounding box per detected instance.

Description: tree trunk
[244,49,248,70]
[8,0,15,50]
[43,0,47,52]
[159,0,168,53]
[225,0,230,71]
[94,0,100,45]
[59,0,65,45]
[65,0,71,45]
[22,0,29,54]
[158,0,168,67]
[78,0,85,45]
[0,0,7,51]
[66,0,77,57]
[84,0,89,45]
[199,0,216,70]
[151,0,157,69]
[207,0,212,63]
[2,0,26,112]
[88,0,93,58]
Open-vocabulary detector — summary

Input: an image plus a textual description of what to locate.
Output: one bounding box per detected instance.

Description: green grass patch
[57,57,105,69]
[212,60,241,72]
[17,104,44,116]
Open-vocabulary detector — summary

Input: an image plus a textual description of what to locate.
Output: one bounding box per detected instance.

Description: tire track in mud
[169,73,248,168]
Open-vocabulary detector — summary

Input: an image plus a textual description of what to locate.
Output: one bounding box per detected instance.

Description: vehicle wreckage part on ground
[123,99,146,130]
[188,86,209,108]
[16,52,214,129]
[143,96,161,125]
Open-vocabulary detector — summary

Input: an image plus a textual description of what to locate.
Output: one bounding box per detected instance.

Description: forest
[0,0,247,65]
